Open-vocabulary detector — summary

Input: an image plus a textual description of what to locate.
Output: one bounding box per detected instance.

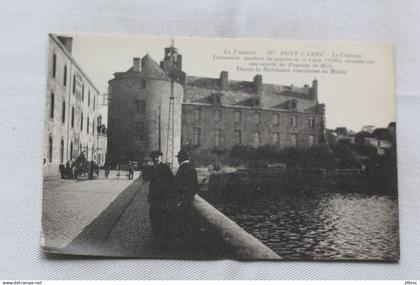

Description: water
[214,193,399,260]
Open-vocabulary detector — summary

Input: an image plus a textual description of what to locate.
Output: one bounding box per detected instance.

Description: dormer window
[252,97,260,107]
[288,99,297,110]
[210,93,222,106]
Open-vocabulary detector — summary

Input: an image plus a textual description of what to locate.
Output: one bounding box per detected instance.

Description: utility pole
[166,76,175,170]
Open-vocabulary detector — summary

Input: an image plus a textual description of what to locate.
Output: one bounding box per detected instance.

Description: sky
[69,34,395,131]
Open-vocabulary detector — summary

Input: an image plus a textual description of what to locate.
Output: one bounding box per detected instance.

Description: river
[214,192,399,260]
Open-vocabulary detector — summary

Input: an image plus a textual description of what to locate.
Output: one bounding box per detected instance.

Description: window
[72,74,76,94]
[87,117,89,133]
[136,100,146,114]
[63,66,67,86]
[61,101,66,123]
[71,106,74,127]
[92,121,95,136]
[140,79,146,88]
[194,108,202,121]
[215,129,222,146]
[137,122,144,140]
[52,54,56,78]
[82,85,84,101]
[88,91,90,106]
[273,132,280,145]
[60,139,64,163]
[308,117,315,128]
[93,96,96,110]
[272,113,280,125]
[70,142,73,159]
[50,93,54,119]
[194,127,201,145]
[234,110,241,123]
[290,116,297,127]
[140,100,145,114]
[48,136,53,163]
[253,112,260,124]
[291,134,297,146]
[234,130,242,144]
[253,132,261,147]
[308,135,315,146]
[80,113,83,131]
[214,109,222,122]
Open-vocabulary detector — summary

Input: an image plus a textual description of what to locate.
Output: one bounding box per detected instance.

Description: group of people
[58,152,100,180]
[146,149,199,250]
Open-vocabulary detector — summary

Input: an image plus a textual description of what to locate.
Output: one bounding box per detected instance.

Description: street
[42,170,140,251]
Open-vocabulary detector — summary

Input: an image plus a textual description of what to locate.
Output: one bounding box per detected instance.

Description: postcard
[42,34,398,260]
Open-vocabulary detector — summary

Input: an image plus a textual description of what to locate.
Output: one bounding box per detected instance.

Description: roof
[49,34,100,94]
[184,76,318,112]
[124,54,170,80]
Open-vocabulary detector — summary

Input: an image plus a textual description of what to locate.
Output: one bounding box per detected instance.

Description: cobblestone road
[42,171,139,250]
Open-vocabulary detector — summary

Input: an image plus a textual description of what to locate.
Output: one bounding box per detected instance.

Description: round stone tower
[107,47,184,170]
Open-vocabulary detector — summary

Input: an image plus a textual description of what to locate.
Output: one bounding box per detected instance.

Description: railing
[191,195,281,260]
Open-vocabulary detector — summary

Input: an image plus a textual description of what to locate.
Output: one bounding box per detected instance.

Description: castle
[107,44,325,169]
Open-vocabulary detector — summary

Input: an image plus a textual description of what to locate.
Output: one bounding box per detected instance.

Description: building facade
[43,34,106,177]
[107,44,325,169]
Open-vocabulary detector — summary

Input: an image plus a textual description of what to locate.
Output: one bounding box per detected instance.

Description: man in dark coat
[148,150,174,243]
[171,150,199,249]
[175,150,199,204]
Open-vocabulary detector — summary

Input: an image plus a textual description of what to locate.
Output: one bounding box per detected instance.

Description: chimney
[133,57,140,72]
[253,74,263,94]
[311,78,318,98]
[220,71,228,90]
[57,36,73,54]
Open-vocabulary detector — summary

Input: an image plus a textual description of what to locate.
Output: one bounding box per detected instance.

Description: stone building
[96,115,108,165]
[107,44,325,169]
[43,34,106,177]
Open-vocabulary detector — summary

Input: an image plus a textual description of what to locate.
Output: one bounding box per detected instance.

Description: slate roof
[184,76,318,112]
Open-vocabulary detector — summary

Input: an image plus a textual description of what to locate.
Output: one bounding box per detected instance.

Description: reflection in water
[214,193,399,260]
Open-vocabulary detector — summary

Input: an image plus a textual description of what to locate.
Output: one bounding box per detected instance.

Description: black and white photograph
[41,34,398,261]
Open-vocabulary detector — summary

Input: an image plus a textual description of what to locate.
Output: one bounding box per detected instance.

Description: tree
[372,128,392,140]
[335,127,349,137]
[210,146,227,169]
[354,130,371,145]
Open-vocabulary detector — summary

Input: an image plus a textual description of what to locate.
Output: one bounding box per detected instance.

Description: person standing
[128,161,134,180]
[148,150,174,244]
[174,150,199,204]
[171,150,199,250]
[104,161,110,178]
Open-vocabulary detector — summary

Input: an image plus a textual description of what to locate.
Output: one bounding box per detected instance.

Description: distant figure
[148,150,174,244]
[65,161,71,179]
[95,163,100,178]
[88,160,95,180]
[104,161,110,178]
[128,161,134,180]
[59,163,66,179]
[116,164,120,178]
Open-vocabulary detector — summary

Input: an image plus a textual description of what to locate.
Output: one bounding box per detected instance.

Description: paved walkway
[42,171,139,250]
[44,172,230,259]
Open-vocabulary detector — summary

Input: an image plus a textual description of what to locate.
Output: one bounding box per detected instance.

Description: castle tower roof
[140,54,170,80]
